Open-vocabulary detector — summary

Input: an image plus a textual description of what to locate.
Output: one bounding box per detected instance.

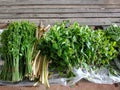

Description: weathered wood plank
[1,4,120,9]
[0,13,120,19]
[0,18,119,26]
[0,8,120,13]
[0,0,120,5]
[0,0,119,27]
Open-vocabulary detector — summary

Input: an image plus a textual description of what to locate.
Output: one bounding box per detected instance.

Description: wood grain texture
[0,0,119,27]
[0,8,120,13]
[0,18,120,26]
[0,13,120,19]
[0,0,120,5]
[0,5,120,9]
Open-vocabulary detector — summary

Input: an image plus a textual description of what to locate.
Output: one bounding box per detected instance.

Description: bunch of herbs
[0,21,36,82]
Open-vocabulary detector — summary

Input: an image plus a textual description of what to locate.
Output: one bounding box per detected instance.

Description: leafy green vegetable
[104,24,120,74]
[39,21,118,76]
[105,24,120,53]
[0,21,36,82]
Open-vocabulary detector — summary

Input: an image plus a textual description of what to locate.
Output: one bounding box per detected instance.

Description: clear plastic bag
[68,67,120,86]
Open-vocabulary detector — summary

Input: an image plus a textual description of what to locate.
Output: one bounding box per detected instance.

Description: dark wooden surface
[0,0,120,27]
[0,81,120,90]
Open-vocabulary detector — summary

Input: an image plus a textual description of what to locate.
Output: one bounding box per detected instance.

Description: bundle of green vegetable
[0,21,36,82]
[39,21,118,76]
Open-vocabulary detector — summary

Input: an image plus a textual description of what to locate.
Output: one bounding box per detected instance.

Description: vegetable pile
[0,21,120,87]
[39,22,118,76]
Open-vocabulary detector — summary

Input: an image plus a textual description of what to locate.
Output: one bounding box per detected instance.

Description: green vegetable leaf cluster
[39,21,118,76]
[105,24,120,53]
